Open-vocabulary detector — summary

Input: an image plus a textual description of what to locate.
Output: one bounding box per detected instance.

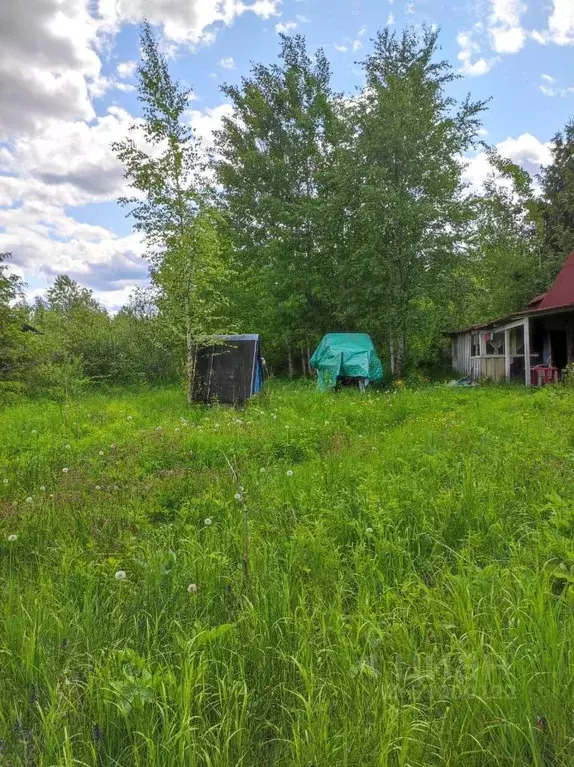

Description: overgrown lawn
[1,382,574,765]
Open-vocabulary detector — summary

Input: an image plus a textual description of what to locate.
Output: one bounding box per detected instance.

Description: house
[447,249,574,385]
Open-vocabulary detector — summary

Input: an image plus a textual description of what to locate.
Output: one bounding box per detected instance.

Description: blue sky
[0,0,572,309]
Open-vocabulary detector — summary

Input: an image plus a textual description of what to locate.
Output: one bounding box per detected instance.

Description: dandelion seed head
[7,534,17,542]
[114,570,127,581]
[187,583,198,593]
[204,517,212,527]
[286,469,293,477]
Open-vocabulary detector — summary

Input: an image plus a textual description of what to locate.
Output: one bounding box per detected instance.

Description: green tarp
[310,333,384,391]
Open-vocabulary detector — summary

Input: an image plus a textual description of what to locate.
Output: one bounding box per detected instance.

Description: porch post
[504,328,511,381]
[524,317,531,386]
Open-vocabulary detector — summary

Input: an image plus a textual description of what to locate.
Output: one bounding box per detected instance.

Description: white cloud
[1,107,136,208]
[295,13,310,22]
[275,20,297,33]
[99,0,281,46]
[538,75,574,97]
[352,39,362,51]
[457,30,495,76]
[0,0,102,138]
[358,25,367,36]
[334,43,349,52]
[0,98,239,308]
[219,56,236,69]
[387,11,395,24]
[187,104,234,150]
[463,133,552,194]
[548,0,574,44]
[405,2,415,14]
[488,0,527,53]
[496,134,553,180]
[117,60,138,79]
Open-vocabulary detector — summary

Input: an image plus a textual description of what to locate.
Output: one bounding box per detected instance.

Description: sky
[0,0,572,311]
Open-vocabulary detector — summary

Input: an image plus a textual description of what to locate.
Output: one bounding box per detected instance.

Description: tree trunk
[389,336,395,377]
[287,344,294,379]
[395,331,406,380]
[185,296,195,406]
[301,347,307,377]
[307,344,312,375]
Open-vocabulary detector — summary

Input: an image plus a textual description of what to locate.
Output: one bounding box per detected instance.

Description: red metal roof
[537,249,574,311]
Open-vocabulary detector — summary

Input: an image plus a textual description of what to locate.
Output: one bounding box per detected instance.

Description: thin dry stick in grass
[223,452,249,584]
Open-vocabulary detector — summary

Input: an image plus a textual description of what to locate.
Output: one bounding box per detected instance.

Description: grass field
[1,381,574,766]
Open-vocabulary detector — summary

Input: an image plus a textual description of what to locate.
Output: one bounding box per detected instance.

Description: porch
[464,310,574,385]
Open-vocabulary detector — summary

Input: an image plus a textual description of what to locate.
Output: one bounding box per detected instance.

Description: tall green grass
[1,382,574,765]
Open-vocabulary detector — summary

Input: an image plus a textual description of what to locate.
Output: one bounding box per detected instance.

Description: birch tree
[113,22,231,403]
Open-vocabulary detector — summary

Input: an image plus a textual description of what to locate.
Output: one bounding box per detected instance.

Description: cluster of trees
[0,268,181,400]
[1,24,573,400]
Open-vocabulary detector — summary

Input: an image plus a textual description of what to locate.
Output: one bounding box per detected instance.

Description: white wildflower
[8,534,17,542]
[204,517,212,527]
[31,429,37,434]
[286,470,293,477]
[366,527,374,534]
[110,444,116,449]
[155,426,162,432]
[26,496,33,504]
[98,450,104,456]
[65,444,71,450]
[40,486,46,492]
[127,416,133,421]
[114,570,127,581]
[62,467,69,473]
[234,493,243,501]
[187,583,198,594]
[260,467,266,473]
[95,485,101,491]
[3,478,8,485]
[175,427,180,432]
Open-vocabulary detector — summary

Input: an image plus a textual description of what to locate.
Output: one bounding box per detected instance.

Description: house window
[485,331,505,356]
[471,334,480,357]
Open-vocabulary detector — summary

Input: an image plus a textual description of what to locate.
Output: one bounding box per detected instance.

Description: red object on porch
[530,365,559,386]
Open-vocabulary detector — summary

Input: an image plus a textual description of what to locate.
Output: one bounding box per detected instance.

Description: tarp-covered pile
[310,333,384,391]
